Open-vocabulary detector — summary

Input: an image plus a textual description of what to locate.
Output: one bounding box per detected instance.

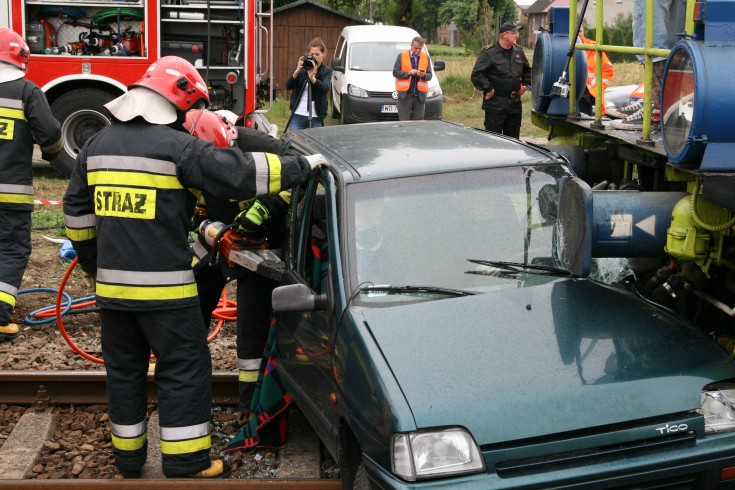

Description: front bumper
[341,94,442,124]
[361,428,735,488]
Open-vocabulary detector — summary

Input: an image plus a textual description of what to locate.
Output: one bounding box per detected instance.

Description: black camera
[302,54,316,70]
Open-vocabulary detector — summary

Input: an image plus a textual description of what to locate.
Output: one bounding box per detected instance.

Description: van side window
[335,36,345,59]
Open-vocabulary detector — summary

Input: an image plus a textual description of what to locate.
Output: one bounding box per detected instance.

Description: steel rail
[0,371,240,405]
[0,480,341,489]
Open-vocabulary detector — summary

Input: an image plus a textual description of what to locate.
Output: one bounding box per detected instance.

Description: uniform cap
[499,22,522,33]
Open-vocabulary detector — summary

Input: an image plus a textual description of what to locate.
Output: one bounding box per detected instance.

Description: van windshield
[348,42,420,71]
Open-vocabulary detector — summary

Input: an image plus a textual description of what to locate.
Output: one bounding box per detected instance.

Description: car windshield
[347,165,581,303]
[348,42,420,71]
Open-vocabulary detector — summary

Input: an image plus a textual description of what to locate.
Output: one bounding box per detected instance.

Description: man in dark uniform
[0,28,63,341]
[471,21,531,139]
[63,56,328,479]
[186,110,295,414]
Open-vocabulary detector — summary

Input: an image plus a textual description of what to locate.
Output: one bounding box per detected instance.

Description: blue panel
[530,8,588,116]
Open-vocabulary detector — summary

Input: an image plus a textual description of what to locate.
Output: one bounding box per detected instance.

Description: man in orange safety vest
[392,36,434,121]
[579,25,614,116]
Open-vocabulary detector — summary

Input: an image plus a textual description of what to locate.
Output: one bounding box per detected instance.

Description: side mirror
[332,57,344,73]
[272,283,328,312]
[434,60,445,72]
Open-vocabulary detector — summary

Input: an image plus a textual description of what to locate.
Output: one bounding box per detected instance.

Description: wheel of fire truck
[50,88,117,178]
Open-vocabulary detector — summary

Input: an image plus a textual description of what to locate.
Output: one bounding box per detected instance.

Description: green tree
[438,0,478,32]
[611,12,633,33]
[624,28,636,62]
[395,0,412,25]
[610,27,625,63]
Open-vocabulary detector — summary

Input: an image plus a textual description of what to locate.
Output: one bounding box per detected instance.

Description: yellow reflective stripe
[266,153,282,195]
[65,227,97,241]
[88,171,184,189]
[239,370,259,382]
[0,291,16,308]
[111,432,147,451]
[0,193,34,204]
[0,107,26,121]
[96,283,198,301]
[160,435,211,455]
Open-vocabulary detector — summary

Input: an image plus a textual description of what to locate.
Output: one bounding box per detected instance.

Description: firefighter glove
[41,151,59,162]
[236,200,270,238]
[305,153,329,170]
[82,270,96,292]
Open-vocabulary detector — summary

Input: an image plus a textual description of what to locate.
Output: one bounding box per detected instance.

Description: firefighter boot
[0,323,19,341]
[183,459,231,478]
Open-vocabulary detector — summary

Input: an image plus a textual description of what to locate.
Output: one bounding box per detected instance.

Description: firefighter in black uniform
[186,110,294,413]
[63,56,328,479]
[470,21,531,139]
[0,28,63,341]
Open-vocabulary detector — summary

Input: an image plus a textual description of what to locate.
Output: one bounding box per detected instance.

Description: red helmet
[129,56,209,111]
[0,28,30,72]
[184,109,238,148]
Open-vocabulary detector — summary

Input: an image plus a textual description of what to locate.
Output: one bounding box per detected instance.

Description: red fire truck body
[5,0,269,176]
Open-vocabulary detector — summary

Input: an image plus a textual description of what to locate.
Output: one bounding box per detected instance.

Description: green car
[273,121,735,488]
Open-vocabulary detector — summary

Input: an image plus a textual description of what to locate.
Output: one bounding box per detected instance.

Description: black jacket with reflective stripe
[0,78,62,211]
[63,120,311,310]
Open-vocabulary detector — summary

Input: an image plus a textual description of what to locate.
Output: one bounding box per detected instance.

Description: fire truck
[532,0,735,343]
[1,0,274,177]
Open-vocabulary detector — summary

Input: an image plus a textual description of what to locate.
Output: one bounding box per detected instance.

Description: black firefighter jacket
[63,120,311,311]
[471,43,531,116]
[0,77,62,211]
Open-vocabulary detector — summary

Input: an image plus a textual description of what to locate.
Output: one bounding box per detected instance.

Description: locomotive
[532,0,735,344]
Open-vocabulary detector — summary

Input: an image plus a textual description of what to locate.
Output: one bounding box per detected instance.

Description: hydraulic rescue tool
[198,220,284,281]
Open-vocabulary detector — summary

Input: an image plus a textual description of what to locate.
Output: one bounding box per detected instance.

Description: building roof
[525,0,569,14]
[273,0,368,25]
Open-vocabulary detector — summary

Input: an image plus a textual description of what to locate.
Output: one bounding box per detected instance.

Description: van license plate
[381,105,397,113]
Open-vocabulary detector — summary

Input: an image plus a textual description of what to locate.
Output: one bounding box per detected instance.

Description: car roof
[286,121,563,182]
[339,25,419,43]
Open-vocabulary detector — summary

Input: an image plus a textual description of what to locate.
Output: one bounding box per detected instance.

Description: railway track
[0,371,241,405]
[0,371,341,488]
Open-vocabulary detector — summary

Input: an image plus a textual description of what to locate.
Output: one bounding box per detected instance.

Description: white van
[331,25,444,124]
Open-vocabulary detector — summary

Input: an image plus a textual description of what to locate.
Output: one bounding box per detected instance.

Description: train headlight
[662,22,735,170]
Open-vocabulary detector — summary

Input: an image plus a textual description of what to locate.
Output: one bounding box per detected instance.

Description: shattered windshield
[347,165,588,302]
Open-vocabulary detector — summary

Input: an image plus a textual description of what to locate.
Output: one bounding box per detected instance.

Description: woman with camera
[286,38,332,131]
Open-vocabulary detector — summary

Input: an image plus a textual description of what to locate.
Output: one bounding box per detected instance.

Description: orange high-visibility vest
[580,36,613,115]
[395,50,429,93]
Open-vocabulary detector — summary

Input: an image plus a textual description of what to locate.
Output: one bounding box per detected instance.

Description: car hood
[342,70,440,92]
[360,279,735,445]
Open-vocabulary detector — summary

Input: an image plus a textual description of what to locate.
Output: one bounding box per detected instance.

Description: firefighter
[0,28,63,341]
[63,56,328,479]
[186,109,295,415]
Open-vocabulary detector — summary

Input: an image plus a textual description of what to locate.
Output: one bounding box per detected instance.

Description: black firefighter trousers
[195,262,277,410]
[0,210,32,326]
[101,306,212,477]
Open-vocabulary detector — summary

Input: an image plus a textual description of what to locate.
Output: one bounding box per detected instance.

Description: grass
[265,47,645,141]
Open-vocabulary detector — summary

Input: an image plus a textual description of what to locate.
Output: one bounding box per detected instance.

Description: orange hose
[56,258,231,363]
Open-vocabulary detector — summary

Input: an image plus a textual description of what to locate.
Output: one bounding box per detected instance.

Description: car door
[276,171,346,446]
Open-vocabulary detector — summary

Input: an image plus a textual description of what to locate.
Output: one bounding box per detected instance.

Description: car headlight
[698,383,735,434]
[427,87,442,98]
[347,84,368,98]
[391,427,485,481]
